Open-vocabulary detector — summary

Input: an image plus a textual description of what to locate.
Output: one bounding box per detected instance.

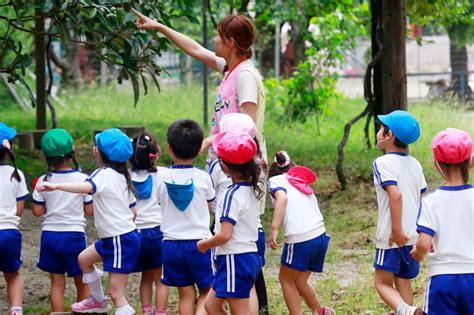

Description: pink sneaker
[71,295,111,313]
[319,306,336,315]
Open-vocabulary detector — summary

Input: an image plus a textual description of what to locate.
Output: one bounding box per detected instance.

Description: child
[31,128,92,312]
[197,132,262,315]
[207,113,267,315]
[0,123,28,315]
[129,133,169,315]
[157,119,215,315]
[372,110,426,315]
[411,128,474,314]
[267,151,334,315]
[37,128,140,315]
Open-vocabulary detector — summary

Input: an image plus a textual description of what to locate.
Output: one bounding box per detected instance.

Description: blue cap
[378,110,420,145]
[0,122,17,148]
[95,128,133,163]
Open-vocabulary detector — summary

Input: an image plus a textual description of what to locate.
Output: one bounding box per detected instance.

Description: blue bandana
[132,175,153,200]
[164,179,195,212]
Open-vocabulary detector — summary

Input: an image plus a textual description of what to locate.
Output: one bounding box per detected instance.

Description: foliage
[0,0,197,106]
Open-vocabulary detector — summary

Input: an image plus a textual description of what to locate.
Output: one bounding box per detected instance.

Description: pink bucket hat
[285,166,317,195]
[219,113,257,138]
[212,132,257,164]
[432,128,472,164]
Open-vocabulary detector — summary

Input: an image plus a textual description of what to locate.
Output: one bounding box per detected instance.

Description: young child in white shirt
[198,132,262,315]
[32,128,92,312]
[372,110,426,315]
[0,123,28,315]
[129,133,169,315]
[411,128,474,315]
[37,128,139,315]
[267,150,334,315]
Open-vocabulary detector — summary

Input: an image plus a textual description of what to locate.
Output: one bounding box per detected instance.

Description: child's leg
[3,271,23,308]
[295,271,322,313]
[227,297,250,315]
[394,277,413,305]
[108,272,130,308]
[154,268,169,313]
[204,288,226,315]
[177,285,197,315]
[73,275,89,301]
[279,265,303,315]
[375,269,406,310]
[196,286,211,315]
[78,244,105,299]
[140,270,154,308]
[50,273,65,312]
[249,285,259,315]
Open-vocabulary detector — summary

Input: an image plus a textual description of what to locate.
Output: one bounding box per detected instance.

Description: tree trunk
[35,6,46,130]
[448,29,472,100]
[372,0,407,133]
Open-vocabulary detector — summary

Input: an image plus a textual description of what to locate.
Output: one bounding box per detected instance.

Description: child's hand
[197,239,207,253]
[132,8,161,31]
[410,245,424,262]
[268,229,279,250]
[36,182,58,192]
[389,230,409,247]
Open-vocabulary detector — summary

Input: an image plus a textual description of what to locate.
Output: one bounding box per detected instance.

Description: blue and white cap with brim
[0,122,17,148]
[95,128,133,163]
[378,110,420,145]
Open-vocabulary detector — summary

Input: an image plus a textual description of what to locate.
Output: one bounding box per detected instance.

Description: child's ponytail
[268,150,295,178]
[222,159,265,201]
[6,147,21,182]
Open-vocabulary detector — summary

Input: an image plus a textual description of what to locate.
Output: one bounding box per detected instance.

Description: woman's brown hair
[217,15,256,59]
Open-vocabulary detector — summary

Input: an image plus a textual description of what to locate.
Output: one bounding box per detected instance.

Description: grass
[1,82,473,314]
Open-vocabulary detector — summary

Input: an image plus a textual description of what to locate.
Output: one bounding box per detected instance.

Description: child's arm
[410,232,433,262]
[268,190,288,249]
[37,181,93,194]
[84,203,93,216]
[31,203,46,216]
[197,221,234,253]
[16,200,25,217]
[130,206,137,222]
[386,185,409,247]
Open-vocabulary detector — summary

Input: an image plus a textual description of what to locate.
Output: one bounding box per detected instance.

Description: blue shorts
[94,230,140,274]
[281,233,330,272]
[373,245,420,279]
[422,274,474,315]
[161,240,213,289]
[37,231,86,277]
[213,252,260,299]
[133,226,163,272]
[256,228,266,267]
[0,229,22,273]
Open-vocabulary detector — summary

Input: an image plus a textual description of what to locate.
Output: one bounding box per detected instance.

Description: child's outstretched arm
[37,181,93,195]
[410,232,432,261]
[197,221,234,253]
[268,190,288,249]
[386,185,409,247]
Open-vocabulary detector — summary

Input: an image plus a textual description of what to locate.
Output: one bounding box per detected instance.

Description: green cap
[41,128,74,157]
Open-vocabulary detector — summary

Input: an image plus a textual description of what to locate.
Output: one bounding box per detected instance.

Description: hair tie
[149,153,158,162]
[275,150,291,168]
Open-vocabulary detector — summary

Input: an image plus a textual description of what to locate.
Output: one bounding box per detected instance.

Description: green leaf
[128,69,140,107]
[17,76,36,108]
[141,73,148,96]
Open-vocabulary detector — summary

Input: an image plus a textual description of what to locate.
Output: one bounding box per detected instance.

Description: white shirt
[87,167,136,238]
[130,168,165,229]
[33,170,92,232]
[372,152,427,249]
[417,185,474,277]
[209,159,232,214]
[157,165,215,240]
[0,165,28,230]
[268,175,326,244]
[215,182,258,256]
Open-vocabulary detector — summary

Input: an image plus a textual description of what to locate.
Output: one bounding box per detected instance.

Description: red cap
[212,132,257,164]
[432,128,472,164]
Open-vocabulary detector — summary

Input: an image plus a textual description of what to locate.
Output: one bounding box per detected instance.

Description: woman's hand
[36,182,58,192]
[132,8,162,31]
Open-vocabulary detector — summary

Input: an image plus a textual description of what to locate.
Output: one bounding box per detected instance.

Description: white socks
[9,306,22,315]
[115,304,136,315]
[82,266,105,300]
[396,303,419,315]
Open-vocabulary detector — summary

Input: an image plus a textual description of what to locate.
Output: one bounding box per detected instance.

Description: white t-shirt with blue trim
[86,167,136,238]
[130,168,165,229]
[372,152,426,249]
[32,170,92,232]
[208,159,232,215]
[268,174,326,244]
[0,165,28,230]
[215,182,258,256]
[157,165,215,241]
[417,184,474,277]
